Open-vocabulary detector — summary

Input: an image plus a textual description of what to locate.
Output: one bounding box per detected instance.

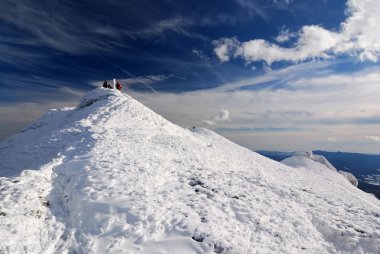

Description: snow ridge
[0,88,379,253]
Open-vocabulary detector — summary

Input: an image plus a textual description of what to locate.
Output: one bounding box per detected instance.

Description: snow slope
[0,88,379,253]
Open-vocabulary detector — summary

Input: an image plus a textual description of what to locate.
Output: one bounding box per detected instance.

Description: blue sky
[1,0,380,153]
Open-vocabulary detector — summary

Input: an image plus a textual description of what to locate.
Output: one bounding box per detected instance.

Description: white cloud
[327,137,337,142]
[213,37,240,62]
[365,136,380,142]
[204,109,231,126]
[214,0,380,65]
[215,109,231,121]
[263,64,273,73]
[275,28,296,43]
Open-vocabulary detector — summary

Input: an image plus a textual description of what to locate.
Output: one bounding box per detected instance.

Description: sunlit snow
[0,89,379,253]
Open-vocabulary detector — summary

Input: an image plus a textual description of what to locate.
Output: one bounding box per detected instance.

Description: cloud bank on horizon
[0,0,379,153]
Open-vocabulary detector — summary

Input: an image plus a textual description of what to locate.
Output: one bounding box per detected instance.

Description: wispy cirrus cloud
[234,0,294,22]
[90,74,175,93]
[0,0,198,58]
[235,0,270,21]
[118,75,175,93]
[214,0,380,65]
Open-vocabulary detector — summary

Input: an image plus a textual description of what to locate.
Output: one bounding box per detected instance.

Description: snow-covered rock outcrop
[0,89,379,253]
[288,150,337,171]
[281,151,359,187]
[339,171,359,187]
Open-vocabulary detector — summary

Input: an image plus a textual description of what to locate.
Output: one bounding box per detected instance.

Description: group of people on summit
[103,79,122,91]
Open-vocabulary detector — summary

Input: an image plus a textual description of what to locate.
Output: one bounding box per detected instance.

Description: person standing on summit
[113,78,123,91]
[116,81,122,91]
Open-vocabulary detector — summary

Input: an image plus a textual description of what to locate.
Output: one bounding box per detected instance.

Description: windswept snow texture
[1,88,380,253]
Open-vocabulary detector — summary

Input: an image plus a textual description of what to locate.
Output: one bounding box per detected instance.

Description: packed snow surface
[0,88,380,253]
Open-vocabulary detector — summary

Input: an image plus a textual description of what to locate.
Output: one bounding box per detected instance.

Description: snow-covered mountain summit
[0,89,379,253]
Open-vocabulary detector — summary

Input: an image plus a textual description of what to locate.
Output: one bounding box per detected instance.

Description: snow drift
[0,88,379,253]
